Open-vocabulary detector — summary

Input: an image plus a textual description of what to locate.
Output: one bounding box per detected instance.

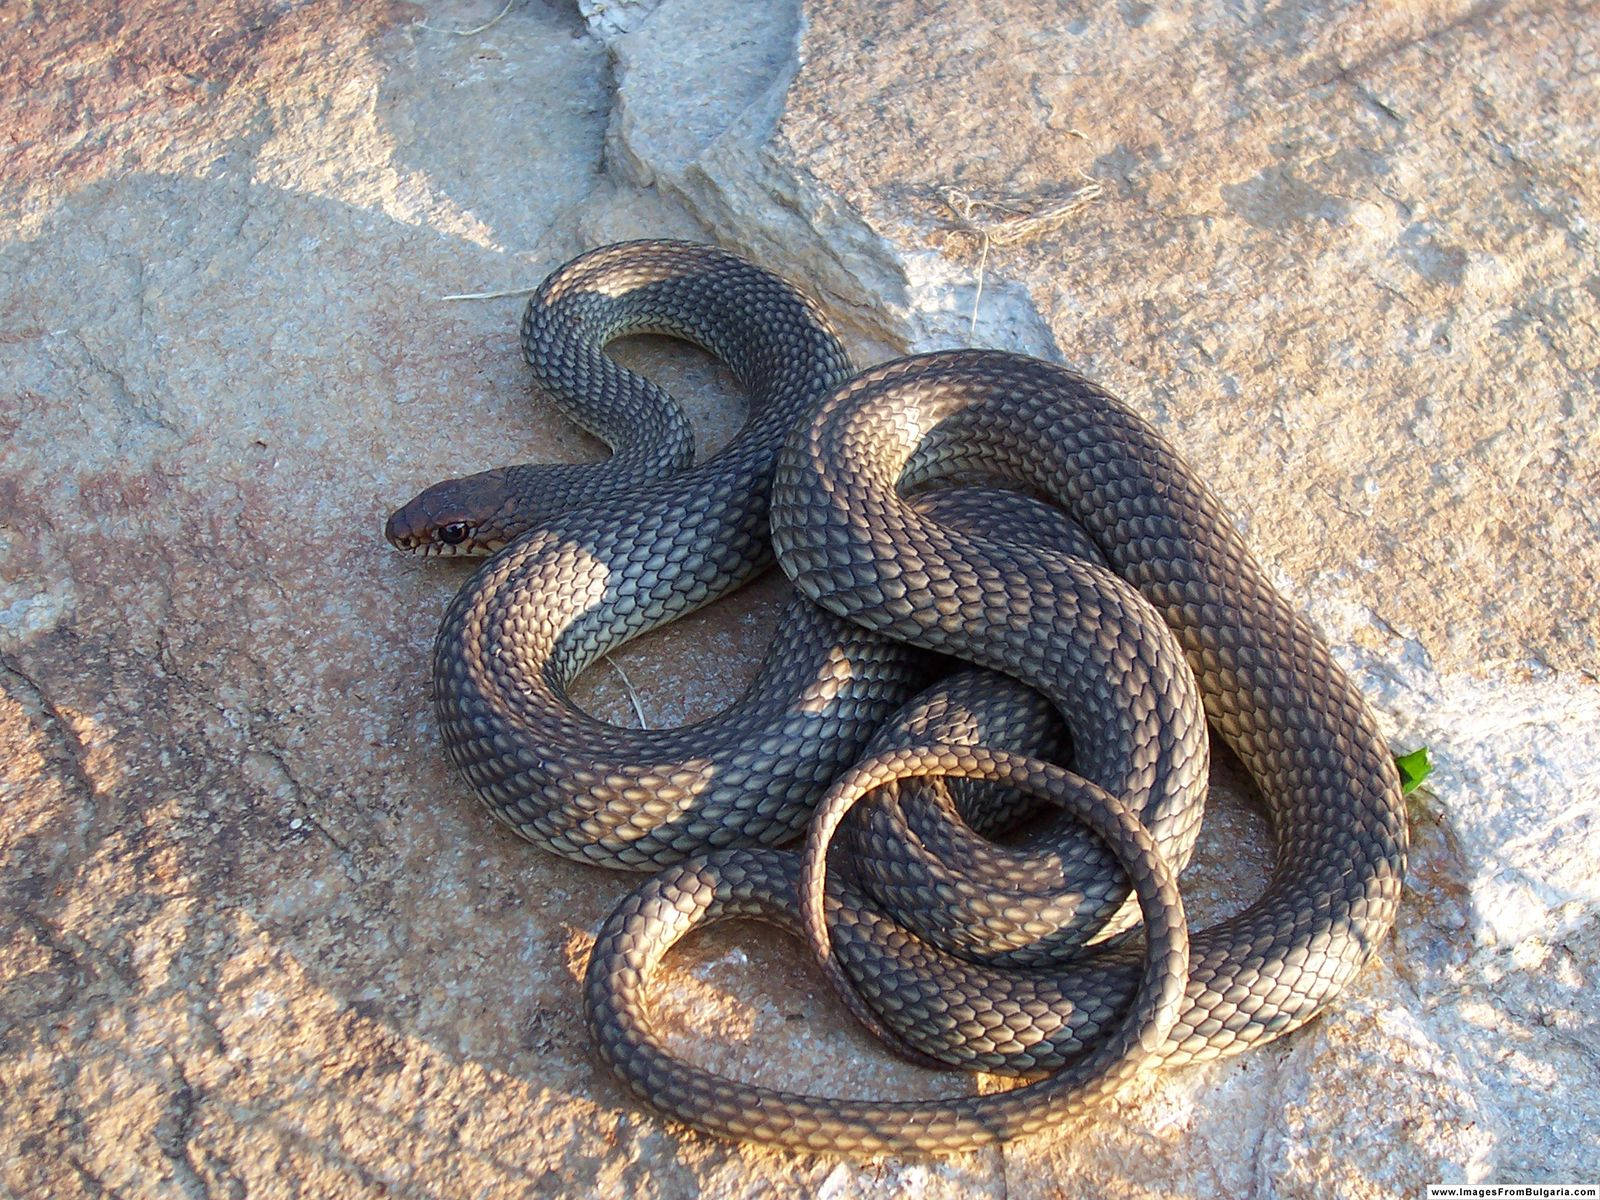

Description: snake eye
[439,522,471,546]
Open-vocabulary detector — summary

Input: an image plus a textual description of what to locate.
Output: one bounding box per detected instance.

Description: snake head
[385,470,522,558]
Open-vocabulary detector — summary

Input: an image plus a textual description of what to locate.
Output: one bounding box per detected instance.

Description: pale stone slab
[3,0,1595,1196]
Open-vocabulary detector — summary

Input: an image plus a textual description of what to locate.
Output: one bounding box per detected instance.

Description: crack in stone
[0,649,114,895]
[155,1053,210,1200]
[65,1153,133,1200]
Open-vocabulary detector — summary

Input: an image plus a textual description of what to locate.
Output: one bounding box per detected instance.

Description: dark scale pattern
[586,746,1191,1156]
[774,349,1399,1097]
[425,241,939,869]
[398,244,1408,1154]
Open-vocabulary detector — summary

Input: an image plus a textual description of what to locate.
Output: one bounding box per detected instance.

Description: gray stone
[2,0,1595,1195]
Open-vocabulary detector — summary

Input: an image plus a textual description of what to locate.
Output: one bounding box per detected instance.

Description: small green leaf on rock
[1394,747,1434,795]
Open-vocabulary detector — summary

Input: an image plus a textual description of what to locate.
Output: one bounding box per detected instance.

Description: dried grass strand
[416,0,515,37]
[941,174,1104,337]
[602,654,650,729]
[439,286,538,301]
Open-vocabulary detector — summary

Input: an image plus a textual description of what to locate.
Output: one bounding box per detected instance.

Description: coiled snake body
[387,240,1408,1155]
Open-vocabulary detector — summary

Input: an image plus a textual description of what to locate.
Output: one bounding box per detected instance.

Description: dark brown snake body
[386,240,1408,1154]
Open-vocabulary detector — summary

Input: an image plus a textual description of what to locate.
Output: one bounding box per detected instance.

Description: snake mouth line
[422,541,504,558]
[385,533,507,559]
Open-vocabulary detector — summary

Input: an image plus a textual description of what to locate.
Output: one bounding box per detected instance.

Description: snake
[386,239,1409,1155]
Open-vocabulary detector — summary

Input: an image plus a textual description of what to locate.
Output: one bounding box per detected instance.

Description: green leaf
[1394,747,1434,795]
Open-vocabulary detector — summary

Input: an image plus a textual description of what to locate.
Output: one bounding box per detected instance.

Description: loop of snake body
[386,239,1409,1154]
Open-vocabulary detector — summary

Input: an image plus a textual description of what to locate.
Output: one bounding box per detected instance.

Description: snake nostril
[384,509,412,548]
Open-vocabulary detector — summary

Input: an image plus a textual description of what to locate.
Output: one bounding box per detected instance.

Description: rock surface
[2,0,1596,1197]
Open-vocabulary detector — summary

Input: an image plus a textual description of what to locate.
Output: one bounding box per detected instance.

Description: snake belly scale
[386,239,1409,1155]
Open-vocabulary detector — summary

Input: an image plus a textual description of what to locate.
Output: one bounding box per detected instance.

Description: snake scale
[386,240,1408,1155]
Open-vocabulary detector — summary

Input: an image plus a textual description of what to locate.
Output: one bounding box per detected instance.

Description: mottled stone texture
[2,0,1595,1196]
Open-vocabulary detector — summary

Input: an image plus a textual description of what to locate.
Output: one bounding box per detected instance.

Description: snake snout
[384,499,456,554]
[383,505,417,550]
[385,472,521,556]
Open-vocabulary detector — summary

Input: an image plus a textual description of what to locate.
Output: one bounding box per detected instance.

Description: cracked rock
[2,0,1595,1195]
